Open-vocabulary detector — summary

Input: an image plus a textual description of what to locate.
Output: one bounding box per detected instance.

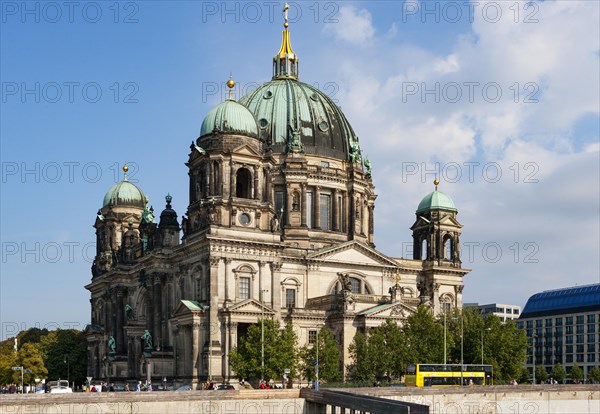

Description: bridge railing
[301,388,429,414]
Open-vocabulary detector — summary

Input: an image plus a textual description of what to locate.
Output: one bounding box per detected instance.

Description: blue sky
[1,1,598,339]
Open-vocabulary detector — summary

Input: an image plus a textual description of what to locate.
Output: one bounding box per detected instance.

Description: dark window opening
[236,168,252,199]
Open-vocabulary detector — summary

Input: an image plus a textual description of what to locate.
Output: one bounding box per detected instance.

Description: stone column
[229,162,236,199]
[270,262,282,318]
[300,184,307,227]
[332,190,339,231]
[192,322,199,387]
[314,186,321,229]
[224,258,232,305]
[152,275,162,348]
[115,288,125,354]
[227,321,238,380]
[253,165,259,200]
[208,257,221,381]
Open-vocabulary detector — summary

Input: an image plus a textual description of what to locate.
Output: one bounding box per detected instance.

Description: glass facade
[519,284,600,382]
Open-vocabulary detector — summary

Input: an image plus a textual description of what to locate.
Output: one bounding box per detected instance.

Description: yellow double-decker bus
[404,364,493,387]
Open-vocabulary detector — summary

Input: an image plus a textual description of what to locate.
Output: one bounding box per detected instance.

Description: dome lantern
[273,3,298,80]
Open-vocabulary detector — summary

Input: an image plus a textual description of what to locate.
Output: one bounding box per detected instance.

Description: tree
[347,330,371,382]
[588,366,600,384]
[229,319,298,382]
[301,327,340,383]
[570,363,584,383]
[535,366,548,384]
[403,305,444,365]
[551,363,566,384]
[482,316,528,383]
[15,343,48,384]
[39,329,87,385]
[0,339,18,385]
[368,320,407,381]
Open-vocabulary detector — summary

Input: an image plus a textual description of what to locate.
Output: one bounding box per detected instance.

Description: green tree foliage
[0,340,18,384]
[535,366,548,384]
[229,319,298,382]
[347,320,410,383]
[403,305,444,365]
[18,328,49,346]
[588,366,600,383]
[15,343,48,384]
[479,315,528,382]
[551,363,566,383]
[39,329,87,385]
[347,330,371,382]
[570,363,584,383]
[301,327,340,383]
[369,320,407,380]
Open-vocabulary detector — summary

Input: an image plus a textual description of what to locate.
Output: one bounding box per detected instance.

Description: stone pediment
[358,301,417,318]
[439,215,462,227]
[226,299,274,315]
[172,300,205,316]
[232,144,261,157]
[307,240,399,267]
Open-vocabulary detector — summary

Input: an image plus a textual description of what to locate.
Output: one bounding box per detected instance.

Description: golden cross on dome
[283,3,289,28]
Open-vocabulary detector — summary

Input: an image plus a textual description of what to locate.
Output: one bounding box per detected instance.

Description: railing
[301,389,429,414]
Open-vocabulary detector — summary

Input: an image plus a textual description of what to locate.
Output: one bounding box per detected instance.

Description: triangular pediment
[358,301,417,318]
[172,299,204,316]
[439,215,462,227]
[307,240,399,267]
[232,144,261,157]
[227,299,274,315]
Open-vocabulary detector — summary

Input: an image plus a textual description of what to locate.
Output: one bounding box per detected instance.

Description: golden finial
[226,73,235,100]
[283,3,289,28]
[122,164,129,180]
[434,178,439,191]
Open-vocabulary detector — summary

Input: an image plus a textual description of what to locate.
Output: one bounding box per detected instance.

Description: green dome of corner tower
[200,99,259,138]
[416,180,457,214]
[102,165,146,209]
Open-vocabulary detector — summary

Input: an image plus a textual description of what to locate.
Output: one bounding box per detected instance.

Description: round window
[239,213,251,225]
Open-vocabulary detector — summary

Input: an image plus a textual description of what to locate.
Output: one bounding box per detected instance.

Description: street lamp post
[532,334,538,384]
[441,299,450,365]
[453,314,464,385]
[202,305,211,383]
[63,354,70,385]
[460,314,464,386]
[315,328,319,391]
[481,328,491,365]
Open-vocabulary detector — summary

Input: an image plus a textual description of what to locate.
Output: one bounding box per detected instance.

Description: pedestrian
[136,381,141,392]
[125,383,130,392]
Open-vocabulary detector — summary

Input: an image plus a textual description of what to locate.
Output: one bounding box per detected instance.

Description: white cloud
[322,0,600,306]
[324,6,375,45]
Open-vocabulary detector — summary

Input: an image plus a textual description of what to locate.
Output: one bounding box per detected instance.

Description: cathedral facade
[85,21,469,387]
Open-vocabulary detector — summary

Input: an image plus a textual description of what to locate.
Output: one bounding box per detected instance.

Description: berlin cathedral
[85,16,468,387]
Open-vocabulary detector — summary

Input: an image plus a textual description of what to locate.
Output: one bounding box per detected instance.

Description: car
[216,384,234,390]
[175,384,192,391]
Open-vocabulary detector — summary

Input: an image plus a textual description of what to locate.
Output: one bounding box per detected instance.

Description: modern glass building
[517,284,600,381]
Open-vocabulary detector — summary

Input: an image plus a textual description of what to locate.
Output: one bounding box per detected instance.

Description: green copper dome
[416,190,457,214]
[200,99,259,138]
[103,179,146,209]
[239,79,360,160]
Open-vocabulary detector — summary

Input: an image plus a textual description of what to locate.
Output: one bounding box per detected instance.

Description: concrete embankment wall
[335,384,600,414]
[0,389,305,414]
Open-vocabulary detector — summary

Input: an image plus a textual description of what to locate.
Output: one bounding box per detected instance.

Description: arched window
[330,276,372,295]
[211,160,220,195]
[444,235,453,260]
[236,168,252,198]
[421,239,428,260]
